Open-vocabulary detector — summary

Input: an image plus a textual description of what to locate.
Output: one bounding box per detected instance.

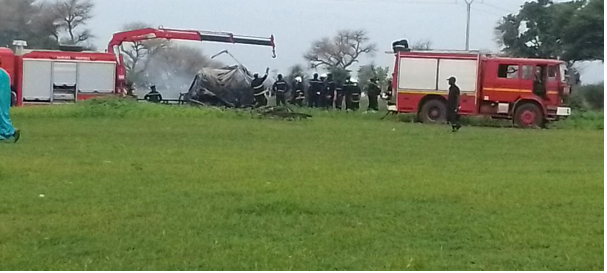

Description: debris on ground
[254,106,312,120]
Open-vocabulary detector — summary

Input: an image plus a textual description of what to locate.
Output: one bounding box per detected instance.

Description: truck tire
[514,103,544,128]
[419,99,447,124]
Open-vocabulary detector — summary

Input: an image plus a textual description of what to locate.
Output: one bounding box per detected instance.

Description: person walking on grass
[0,67,20,143]
[447,76,462,132]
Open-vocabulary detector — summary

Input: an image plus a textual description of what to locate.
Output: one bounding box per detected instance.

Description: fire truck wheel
[419,99,447,124]
[514,103,544,128]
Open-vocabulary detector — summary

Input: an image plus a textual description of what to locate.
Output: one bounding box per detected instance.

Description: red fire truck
[390,50,572,128]
[0,28,275,106]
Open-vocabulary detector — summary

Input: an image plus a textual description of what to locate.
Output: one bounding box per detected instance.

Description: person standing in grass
[0,67,20,143]
[366,78,381,112]
[291,77,305,107]
[447,76,462,132]
[272,74,289,107]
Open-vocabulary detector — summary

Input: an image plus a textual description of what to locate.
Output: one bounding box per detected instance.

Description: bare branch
[52,0,94,45]
[304,29,377,70]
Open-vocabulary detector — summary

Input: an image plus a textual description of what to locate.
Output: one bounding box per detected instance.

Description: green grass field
[0,100,604,270]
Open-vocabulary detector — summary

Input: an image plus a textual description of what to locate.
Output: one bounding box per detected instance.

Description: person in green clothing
[0,67,20,143]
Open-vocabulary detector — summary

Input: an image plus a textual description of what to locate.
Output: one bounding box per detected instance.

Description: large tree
[562,0,604,62]
[495,0,603,65]
[52,0,95,46]
[0,0,59,49]
[304,29,377,70]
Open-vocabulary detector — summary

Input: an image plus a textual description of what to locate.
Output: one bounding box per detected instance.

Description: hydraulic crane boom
[107,27,276,58]
[107,27,276,95]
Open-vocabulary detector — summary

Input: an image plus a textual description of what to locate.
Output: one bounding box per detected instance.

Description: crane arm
[108,27,276,58]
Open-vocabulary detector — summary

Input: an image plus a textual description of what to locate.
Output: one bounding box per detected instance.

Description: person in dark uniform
[251,67,270,108]
[144,85,163,103]
[336,76,351,111]
[345,78,362,111]
[366,78,381,112]
[272,74,289,107]
[308,73,323,108]
[447,76,462,132]
[322,73,336,110]
[291,77,305,107]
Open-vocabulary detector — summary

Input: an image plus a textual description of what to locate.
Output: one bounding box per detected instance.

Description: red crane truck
[0,27,275,106]
[390,50,572,128]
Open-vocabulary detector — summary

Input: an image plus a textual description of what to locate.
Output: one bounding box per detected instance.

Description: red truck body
[391,50,572,127]
[0,47,124,106]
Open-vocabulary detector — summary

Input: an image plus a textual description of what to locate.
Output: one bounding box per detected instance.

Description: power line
[470,6,507,17]
[479,1,516,13]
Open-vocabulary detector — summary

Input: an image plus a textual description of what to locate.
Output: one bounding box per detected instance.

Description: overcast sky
[88,0,603,83]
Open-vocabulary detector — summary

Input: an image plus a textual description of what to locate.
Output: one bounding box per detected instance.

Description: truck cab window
[522,65,534,80]
[548,66,557,82]
[498,64,519,79]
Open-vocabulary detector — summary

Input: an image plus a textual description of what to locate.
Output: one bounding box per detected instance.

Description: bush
[550,110,604,130]
[572,83,604,110]
[580,84,604,110]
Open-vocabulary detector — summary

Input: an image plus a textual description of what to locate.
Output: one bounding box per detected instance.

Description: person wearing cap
[321,73,336,109]
[251,67,270,108]
[345,77,362,111]
[144,85,163,103]
[291,76,306,107]
[0,66,20,143]
[447,76,462,132]
[272,74,289,107]
[366,78,381,112]
[308,73,323,108]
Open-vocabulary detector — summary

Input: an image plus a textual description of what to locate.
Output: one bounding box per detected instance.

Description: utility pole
[464,0,474,51]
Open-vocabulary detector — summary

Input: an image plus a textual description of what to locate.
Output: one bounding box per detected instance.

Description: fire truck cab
[392,50,572,128]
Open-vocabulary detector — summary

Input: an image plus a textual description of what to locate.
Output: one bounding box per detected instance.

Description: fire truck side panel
[77,62,116,94]
[16,50,119,104]
[395,52,479,115]
[22,60,53,102]
[21,50,118,102]
[398,58,438,91]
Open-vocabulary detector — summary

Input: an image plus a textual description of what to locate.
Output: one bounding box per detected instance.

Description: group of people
[251,69,384,112]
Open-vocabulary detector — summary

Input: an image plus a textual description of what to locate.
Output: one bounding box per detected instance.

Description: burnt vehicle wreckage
[183,63,312,120]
